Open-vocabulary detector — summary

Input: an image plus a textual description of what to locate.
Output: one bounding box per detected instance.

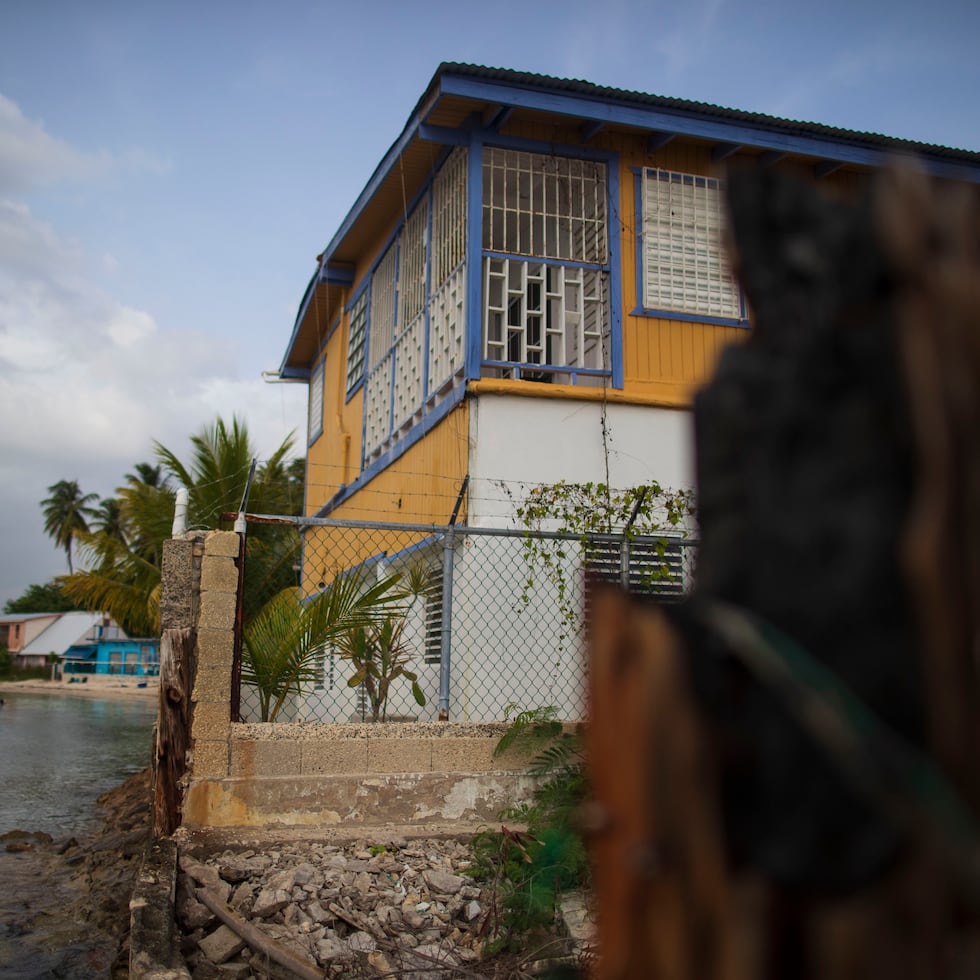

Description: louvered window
[423,567,444,665]
[345,292,368,395]
[586,536,687,603]
[641,169,741,320]
[308,358,324,442]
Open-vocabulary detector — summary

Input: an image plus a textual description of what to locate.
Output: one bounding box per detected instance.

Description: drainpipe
[438,475,469,721]
[171,488,189,537]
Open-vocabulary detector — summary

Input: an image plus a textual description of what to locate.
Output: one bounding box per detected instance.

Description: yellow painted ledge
[467,378,695,409]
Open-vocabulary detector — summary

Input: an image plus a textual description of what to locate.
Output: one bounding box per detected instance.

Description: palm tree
[63,416,300,636]
[41,480,98,573]
[91,497,129,545]
[242,571,403,722]
[125,462,166,489]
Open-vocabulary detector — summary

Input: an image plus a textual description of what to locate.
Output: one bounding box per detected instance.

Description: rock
[316,936,354,963]
[198,924,246,964]
[367,949,396,975]
[422,869,466,895]
[347,930,377,953]
[463,899,482,922]
[252,887,291,918]
[229,882,252,910]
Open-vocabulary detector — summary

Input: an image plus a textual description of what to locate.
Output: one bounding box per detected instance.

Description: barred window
[369,243,397,370]
[483,148,607,264]
[641,168,741,320]
[345,292,368,395]
[399,201,428,328]
[431,147,467,287]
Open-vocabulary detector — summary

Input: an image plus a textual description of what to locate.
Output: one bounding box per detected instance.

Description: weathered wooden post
[153,530,205,837]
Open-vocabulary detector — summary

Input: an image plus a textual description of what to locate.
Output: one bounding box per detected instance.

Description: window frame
[633,167,749,328]
[480,146,614,385]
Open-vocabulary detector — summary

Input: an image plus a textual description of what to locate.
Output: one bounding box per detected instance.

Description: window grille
[641,168,741,320]
[308,359,324,440]
[483,148,607,264]
[483,258,607,380]
[428,262,466,395]
[369,243,397,369]
[345,292,368,394]
[431,147,467,287]
[364,351,393,459]
[393,317,425,431]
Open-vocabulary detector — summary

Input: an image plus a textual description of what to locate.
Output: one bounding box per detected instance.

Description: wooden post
[153,626,194,837]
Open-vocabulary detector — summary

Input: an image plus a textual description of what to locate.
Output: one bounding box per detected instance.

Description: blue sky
[1,0,978,606]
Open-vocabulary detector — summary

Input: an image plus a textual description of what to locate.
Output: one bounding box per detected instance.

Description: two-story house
[276,64,980,722]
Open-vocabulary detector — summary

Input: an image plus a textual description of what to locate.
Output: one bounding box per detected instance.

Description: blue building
[61,623,159,677]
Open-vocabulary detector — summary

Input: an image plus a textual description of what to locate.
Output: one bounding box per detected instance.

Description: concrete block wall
[188,530,239,780]
[178,530,557,831]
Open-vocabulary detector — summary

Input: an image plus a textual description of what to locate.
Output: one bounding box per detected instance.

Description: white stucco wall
[467,394,695,526]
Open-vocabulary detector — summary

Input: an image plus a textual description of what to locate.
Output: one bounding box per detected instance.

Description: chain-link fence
[235,516,697,725]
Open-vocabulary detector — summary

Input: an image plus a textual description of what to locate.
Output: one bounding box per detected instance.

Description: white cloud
[0,185,305,608]
[0,92,172,195]
[0,94,110,193]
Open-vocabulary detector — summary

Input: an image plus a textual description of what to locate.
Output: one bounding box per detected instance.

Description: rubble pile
[177,836,493,978]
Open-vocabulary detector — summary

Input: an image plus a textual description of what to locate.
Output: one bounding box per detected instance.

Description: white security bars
[362,149,468,462]
[481,148,610,384]
[428,148,467,398]
[641,168,741,320]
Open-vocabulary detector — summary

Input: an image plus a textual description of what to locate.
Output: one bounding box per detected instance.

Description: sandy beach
[0,676,159,703]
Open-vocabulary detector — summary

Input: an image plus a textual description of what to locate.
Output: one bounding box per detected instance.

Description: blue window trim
[482,250,610,272]
[384,533,445,565]
[632,167,751,330]
[475,135,623,387]
[480,359,611,383]
[465,132,483,382]
[317,381,467,518]
[629,306,750,329]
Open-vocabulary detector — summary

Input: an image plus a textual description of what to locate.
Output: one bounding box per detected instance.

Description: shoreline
[0,677,159,704]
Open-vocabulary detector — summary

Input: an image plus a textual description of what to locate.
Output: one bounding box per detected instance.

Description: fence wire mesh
[235,516,697,725]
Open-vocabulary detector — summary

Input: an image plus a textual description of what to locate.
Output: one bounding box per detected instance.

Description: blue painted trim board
[465,136,483,382]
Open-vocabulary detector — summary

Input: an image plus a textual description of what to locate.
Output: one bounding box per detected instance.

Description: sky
[1,0,979,608]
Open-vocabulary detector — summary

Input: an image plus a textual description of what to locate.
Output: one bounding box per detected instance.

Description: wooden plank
[153,626,194,837]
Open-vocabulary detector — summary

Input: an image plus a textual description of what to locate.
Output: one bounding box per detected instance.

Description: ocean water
[0,691,158,978]
[0,691,157,836]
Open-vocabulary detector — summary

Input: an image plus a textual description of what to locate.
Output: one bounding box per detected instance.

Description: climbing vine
[498,479,697,653]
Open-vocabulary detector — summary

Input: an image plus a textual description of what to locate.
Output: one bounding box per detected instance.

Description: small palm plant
[337,613,426,722]
[242,570,401,722]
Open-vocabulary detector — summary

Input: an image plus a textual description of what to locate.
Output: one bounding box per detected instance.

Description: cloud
[0,93,172,195]
[0,193,305,609]
[0,94,110,193]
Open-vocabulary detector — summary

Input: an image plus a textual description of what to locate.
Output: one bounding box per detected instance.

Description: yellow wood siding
[302,404,469,593]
